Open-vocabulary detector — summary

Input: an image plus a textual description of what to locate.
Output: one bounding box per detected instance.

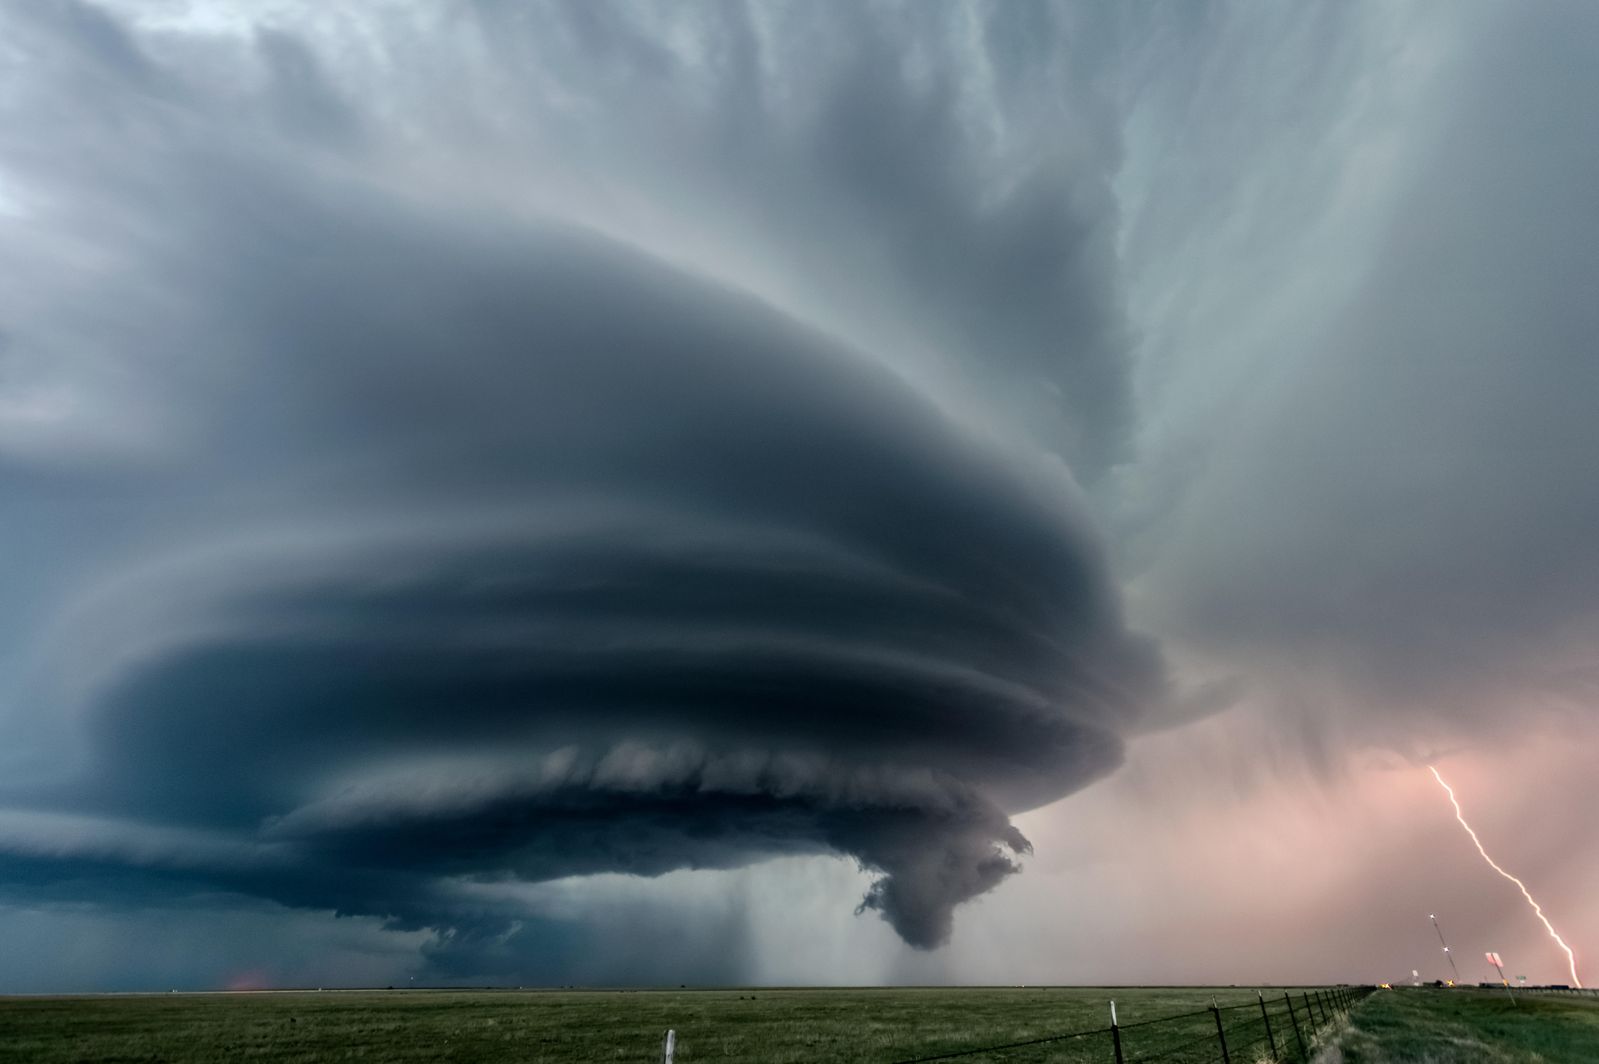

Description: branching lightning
[1428,765,1584,988]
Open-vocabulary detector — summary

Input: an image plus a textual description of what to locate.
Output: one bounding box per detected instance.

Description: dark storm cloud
[0,0,1160,959]
[455,0,1133,472]
[13,0,1596,992]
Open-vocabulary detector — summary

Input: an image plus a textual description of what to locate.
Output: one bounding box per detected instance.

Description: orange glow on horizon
[225,970,272,992]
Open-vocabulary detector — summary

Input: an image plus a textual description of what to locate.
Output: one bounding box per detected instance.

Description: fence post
[662,1029,676,1064]
[1257,992,1277,1060]
[1314,991,1327,1025]
[1110,1000,1124,1064]
[1302,992,1316,1035]
[1211,1002,1231,1064]
[1284,993,1307,1060]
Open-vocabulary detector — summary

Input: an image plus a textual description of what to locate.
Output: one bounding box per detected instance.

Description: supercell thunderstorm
[0,1,1163,962]
[7,0,1598,986]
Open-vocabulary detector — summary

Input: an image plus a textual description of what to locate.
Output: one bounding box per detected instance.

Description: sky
[0,0,1595,992]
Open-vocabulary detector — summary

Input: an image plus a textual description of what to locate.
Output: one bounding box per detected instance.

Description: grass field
[1329,987,1599,1064]
[0,986,1354,1064]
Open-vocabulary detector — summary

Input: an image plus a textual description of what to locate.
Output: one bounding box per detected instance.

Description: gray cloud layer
[1112,0,1599,755]
[3,0,1598,987]
[0,0,1160,960]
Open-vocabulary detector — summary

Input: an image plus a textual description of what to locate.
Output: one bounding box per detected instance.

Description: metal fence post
[1110,1000,1124,1064]
[1314,991,1327,1024]
[1302,992,1316,1034]
[1257,992,1277,1060]
[1211,1002,1231,1064]
[1284,993,1307,1060]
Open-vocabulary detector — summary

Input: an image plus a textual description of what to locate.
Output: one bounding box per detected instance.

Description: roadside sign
[1484,952,1516,1004]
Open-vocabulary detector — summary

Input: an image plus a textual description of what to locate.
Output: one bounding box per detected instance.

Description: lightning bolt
[1428,765,1584,988]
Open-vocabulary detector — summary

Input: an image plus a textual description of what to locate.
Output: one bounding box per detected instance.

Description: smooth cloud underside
[0,0,1162,954]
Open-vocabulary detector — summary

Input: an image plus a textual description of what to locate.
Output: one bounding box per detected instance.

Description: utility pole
[1430,914,1462,985]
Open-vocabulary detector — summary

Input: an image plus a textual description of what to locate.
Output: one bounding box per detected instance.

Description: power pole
[1431,914,1462,985]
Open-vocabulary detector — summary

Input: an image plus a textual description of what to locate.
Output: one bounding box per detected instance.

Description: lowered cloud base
[2,0,1596,986]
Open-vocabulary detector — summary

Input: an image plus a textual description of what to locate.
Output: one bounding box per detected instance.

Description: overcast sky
[1,0,1595,992]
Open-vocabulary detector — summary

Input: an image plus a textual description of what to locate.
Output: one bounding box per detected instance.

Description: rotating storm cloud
[4,0,1599,988]
[0,0,1163,961]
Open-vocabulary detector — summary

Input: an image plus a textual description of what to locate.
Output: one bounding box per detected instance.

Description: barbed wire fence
[880,986,1372,1064]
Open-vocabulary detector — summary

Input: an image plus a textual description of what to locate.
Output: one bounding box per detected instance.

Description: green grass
[1331,988,1599,1064]
[0,986,1354,1064]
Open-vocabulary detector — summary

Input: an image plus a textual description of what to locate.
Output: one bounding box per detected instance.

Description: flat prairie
[1329,987,1599,1064]
[0,985,1356,1063]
